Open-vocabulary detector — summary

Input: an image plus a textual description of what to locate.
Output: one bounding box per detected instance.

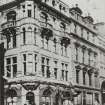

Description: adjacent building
[0,0,103,105]
[95,22,105,105]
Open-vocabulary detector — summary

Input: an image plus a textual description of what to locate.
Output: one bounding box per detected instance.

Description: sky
[64,0,105,23]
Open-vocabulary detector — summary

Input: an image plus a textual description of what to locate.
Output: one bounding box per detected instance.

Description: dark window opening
[28,10,32,17]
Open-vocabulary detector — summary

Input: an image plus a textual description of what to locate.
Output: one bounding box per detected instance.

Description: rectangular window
[46,58,50,78]
[76,47,78,61]
[34,54,37,72]
[87,32,89,40]
[83,71,86,85]
[62,70,64,80]
[65,64,68,81]
[89,74,92,86]
[23,28,26,44]
[23,54,26,75]
[28,10,32,17]
[7,35,11,49]
[61,63,68,81]
[65,71,68,81]
[76,70,79,83]
[74,24,77,33]
[6,58,11,77]
[41,57,50,78]
[6,57,17,78]
[54,61,58,79]
[88,51,91,66]
[41,57,45,77]
[13,34,16,48]
[81,28,83,37]
[12,57,17,77]
[82,50,85,64]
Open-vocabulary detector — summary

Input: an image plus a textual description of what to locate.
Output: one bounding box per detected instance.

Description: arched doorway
[101,81,105,105]
[40,88,53,105]
[26,92,35,105]
[6,89,17,105]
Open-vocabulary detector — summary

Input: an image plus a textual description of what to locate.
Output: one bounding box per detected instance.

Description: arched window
[22,27,26,44]
[26,92,35,105]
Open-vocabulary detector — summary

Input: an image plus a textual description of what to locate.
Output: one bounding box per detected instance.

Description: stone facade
[0,0,103,105]
[95,22,105,105]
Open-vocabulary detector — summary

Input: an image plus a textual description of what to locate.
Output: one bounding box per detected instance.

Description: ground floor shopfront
[4,77,74,105]
[4,77,101,105]
[73,86,101,105]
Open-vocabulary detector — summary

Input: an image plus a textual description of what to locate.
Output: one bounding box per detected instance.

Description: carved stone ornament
[22,82,40,91]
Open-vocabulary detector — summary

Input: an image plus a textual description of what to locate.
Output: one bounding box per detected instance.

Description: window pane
[13,57,17,63]
[13,64,17,77]
[23,54,26,61]
[7,58,11,64]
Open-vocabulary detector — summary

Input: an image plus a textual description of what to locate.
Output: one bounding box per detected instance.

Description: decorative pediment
[22,82,40,91]
[2,27,16,36]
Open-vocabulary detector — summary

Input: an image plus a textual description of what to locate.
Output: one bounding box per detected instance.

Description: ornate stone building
[0,0,101,105]
[95,22,105,105]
